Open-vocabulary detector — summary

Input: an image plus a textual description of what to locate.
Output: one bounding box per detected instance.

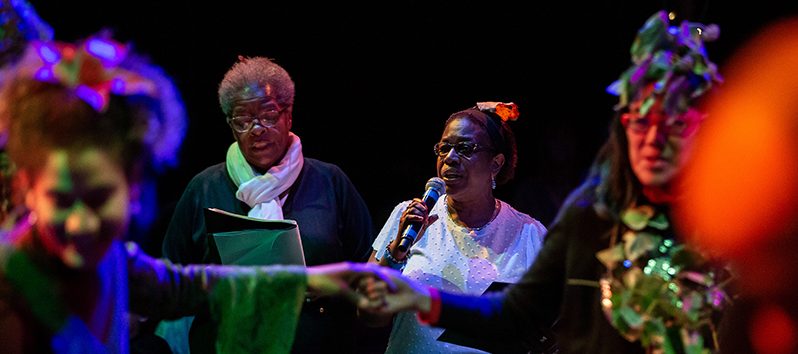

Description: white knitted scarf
[225,133,303,220]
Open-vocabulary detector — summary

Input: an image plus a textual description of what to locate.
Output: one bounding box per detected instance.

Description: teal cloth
[154,317,193,354]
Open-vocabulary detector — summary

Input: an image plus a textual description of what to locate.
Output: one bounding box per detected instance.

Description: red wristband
[417,286,441,325]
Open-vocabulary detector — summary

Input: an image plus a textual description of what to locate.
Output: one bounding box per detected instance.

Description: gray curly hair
[217,56,295,117]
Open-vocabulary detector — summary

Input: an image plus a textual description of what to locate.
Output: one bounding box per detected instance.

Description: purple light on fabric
[9,0,54,41]
[110,78,126,94]
[34,67,54,81]
[36,41,60,64]
[630,61,649,84]
[85,38,123,66]
[74,85,105,112]
[710,287,725,308]
[606,83,621,96]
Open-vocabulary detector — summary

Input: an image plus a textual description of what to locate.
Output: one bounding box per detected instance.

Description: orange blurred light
[676,19,798,258]
[750,305,798,354]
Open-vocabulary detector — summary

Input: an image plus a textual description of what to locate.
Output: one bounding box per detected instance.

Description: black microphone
[397,177,446,253]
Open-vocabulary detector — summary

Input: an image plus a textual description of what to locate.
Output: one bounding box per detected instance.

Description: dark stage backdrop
[31,0,798,256]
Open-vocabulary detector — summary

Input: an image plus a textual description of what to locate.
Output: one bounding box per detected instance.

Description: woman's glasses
[227,107,286,133]
[433,142,491,159]
[621,109,704,137]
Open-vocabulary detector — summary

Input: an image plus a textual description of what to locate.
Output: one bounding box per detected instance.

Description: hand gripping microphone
[397,177,446,253]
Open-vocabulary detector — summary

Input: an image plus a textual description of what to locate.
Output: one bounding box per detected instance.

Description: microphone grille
[426,177,446,194]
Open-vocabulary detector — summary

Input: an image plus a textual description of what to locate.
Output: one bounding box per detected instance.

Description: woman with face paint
[0,35,384,354]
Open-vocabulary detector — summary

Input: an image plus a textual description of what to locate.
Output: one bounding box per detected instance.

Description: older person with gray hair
[160,56,374,354]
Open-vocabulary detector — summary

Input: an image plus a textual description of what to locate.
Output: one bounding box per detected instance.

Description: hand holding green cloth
[126,242,309,354]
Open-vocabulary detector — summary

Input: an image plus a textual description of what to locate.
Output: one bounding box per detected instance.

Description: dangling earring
[491,176,496,190]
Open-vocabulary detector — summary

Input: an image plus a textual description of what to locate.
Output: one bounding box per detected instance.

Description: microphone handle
[397,224,418,253]
[396,187,442,253]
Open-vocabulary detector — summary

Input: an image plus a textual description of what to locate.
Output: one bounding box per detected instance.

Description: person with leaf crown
[357,11,734,354]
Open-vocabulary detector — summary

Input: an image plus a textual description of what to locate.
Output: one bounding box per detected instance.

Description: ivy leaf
[625,231,661,261]
[682,328,706,354]
[648,213,669,230]
[660,327,678,354]
[643,318,667,347]
[596,244,625,269]
[680,291,704,322]
[623,267,644,289]
[619,305,644,329]
[622,205,655,230]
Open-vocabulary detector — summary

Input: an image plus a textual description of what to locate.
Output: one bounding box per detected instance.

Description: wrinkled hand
[306,262,396,309]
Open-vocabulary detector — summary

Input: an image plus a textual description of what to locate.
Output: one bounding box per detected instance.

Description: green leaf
[682,328,706,354]
[625,232,661,261]
[619,305,644,328]
[648,213,669,230]
[622,205,654,230]
[630,11,669,63]
[596,244,625,269]
[681,291,704,322]
[622,267,644,289]
[642,318,667,348]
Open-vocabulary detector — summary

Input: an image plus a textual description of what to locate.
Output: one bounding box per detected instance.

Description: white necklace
[445,196,501,232]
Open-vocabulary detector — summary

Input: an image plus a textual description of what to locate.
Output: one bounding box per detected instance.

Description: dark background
[31,0,798,256]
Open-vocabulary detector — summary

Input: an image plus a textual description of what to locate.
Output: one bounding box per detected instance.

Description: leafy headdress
[607,10,722,117]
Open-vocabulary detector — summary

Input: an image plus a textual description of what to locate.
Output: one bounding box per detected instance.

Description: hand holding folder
[205,207,306,266]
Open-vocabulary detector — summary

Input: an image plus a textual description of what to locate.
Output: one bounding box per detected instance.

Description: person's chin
[442,177,464,192]
[639,171,674,188]
[245,151,277,168]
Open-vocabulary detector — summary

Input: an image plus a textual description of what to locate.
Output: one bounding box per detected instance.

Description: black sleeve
[161,178,204,265]
[128,243,306,319]
[332,165,374,262]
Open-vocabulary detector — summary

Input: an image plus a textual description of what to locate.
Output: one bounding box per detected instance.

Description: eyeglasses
[433,141,491,159]
[227,107,287,133]
[621,109,704,137]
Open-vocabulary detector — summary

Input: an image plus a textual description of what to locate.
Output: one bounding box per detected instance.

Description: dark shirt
[435,184,653,354]
[162,158,374,354]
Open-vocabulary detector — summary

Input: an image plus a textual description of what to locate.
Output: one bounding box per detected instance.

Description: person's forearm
[436,291,504,330]
[127,244,306,318]
[377,239,409,269]
[432,289,557,353]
